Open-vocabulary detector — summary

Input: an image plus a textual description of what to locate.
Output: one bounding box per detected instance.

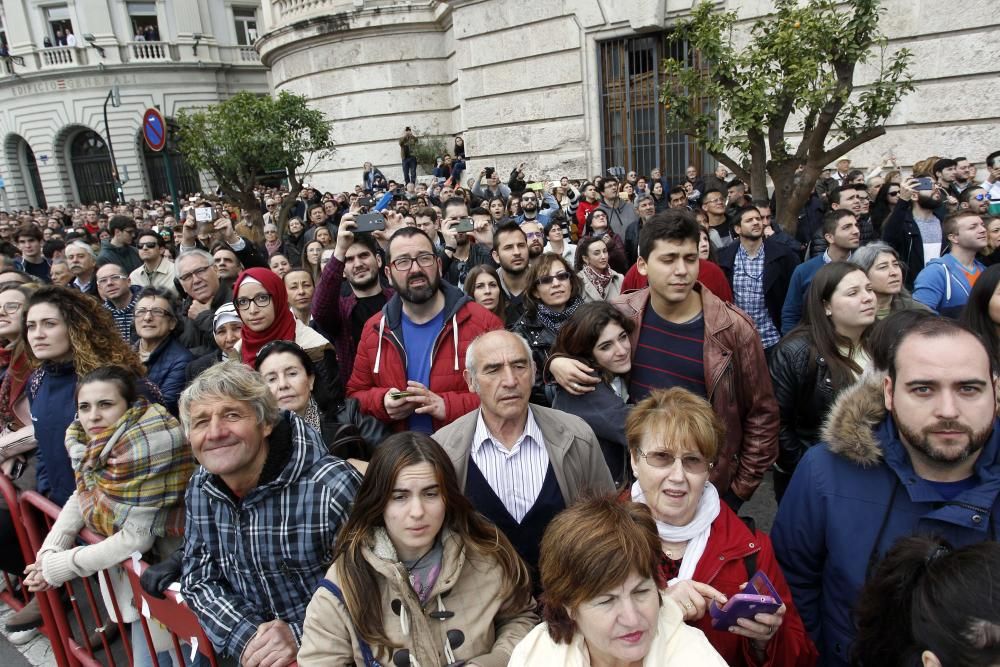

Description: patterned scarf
[65,398,194,539]
[535,297,583,335]
[265,239,283,257]
[582,264,614,299]
[302,397,322,433]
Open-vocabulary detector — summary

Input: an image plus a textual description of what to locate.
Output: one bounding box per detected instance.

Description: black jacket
[882,199,947,290]
[508,313,557,407]
[318,397,390,460]
[551,381,630,484]
[715,238,800,335]
[767,333,838,474]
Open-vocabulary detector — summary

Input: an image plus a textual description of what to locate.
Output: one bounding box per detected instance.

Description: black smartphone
[358,196,374,210]
[354,212,386,233]
[914,176,934,191]
[455,218,474,233]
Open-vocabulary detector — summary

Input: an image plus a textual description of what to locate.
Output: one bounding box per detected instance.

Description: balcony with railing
[127,40,172,62]
[39,45,87,68]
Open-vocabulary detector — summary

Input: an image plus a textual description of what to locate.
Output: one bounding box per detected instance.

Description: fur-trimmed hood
[820,371,887,467]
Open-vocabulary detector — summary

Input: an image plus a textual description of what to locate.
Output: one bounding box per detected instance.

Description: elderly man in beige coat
[432,329,614,579]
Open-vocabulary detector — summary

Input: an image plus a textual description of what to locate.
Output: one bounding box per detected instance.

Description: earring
[825,311,832,317]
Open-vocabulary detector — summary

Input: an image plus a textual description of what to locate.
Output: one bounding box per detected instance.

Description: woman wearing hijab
[232,267,342,400]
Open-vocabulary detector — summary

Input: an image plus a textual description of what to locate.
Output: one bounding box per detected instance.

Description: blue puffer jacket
[771,374,1000,667]
[141,337,193,416]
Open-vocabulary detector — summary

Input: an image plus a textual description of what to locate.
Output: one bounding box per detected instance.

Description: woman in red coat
[622,387,817,667]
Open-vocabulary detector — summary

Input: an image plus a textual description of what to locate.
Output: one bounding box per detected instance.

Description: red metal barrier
[125,560,220,667]
[0,472,32,612]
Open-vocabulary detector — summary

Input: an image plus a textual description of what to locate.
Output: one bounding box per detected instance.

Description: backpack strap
[738,516,759,578]
[317,579,382,667]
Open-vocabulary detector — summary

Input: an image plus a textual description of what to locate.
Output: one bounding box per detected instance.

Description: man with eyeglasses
[97,263,142,342]
[176,249,228,355]
[516,189,558,228]
[129,231,177,297]
[701,188,733,248]
[96,215,141,274]
[960,186,990,216]
[347,226,503,434]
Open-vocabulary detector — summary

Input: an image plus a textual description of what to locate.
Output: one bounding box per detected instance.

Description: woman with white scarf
[625,387,817,667]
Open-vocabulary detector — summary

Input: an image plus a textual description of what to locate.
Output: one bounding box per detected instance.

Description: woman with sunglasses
[298,432,536,666]
[133,288,192,417]
[509,253,584,407]
[232,267,340,397]
[623,387,817,666]
[870,177,902,233]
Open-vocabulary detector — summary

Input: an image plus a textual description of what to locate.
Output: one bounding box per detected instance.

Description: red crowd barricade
[18,488,224,667]
[124,560,220,667]
[0,471,33,612]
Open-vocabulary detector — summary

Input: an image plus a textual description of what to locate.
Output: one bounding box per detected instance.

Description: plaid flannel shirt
[732,244,780,348]
[181,411,361,659]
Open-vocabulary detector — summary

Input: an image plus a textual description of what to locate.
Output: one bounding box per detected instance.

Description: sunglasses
[887,190,900,197]
[137,242,159,249]
[535,270,571,287]
[973,193,991,202]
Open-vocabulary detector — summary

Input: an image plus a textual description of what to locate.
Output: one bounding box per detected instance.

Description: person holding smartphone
[624,388,817,666]
[882,176,947,289]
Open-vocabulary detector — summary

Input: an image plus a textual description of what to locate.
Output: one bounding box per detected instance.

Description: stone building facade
[257,0,999,193]
[0,0,268,209]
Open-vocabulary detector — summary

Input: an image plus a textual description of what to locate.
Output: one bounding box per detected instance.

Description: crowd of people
[0,142,998,667]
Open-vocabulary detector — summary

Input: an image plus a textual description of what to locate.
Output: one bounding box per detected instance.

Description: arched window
[69,130,115,204]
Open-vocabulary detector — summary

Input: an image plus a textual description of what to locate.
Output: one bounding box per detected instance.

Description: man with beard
[491,221,531,324]
[716,206,799,353]
[516,189,557,228]
[597,178,638,238]
[346,227,502,433]
[883,176,948,289]
[773,316,1000,667]
[440,197,493,287]
[312,218,394,383]
[913,211,987,318]
[520,220,545,264]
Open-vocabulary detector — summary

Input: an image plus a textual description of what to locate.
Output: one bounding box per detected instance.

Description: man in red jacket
[346,227,503,433]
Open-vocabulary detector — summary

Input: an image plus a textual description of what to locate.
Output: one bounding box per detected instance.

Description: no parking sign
[142,108,166,152]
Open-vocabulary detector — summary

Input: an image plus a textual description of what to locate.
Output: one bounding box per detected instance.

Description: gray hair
[464,330,534,393]
[66,240,96,259]
[849,241,899,274]
[179,361,279,434]
[175,248,214,270]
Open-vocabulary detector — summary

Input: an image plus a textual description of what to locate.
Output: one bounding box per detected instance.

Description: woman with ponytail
[853,535,1000,667]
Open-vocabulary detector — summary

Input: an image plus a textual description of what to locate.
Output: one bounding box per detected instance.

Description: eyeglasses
[0,302,23,314]
[235,293,272,310]
[134,307,172,319]
[178,265,212,283]
[525,232,544,240]
[704,197,725,205]
[973,193,991,202]
[96,274,127,286]
[636,449,714,473]
[535,270,571,287]
[137,242,159,249]
[390,253,437,272]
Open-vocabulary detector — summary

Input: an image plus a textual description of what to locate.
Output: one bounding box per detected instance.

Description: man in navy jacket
[772,317,1000,666]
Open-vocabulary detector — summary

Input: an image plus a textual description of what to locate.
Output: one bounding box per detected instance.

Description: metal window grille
[598,32,715,187]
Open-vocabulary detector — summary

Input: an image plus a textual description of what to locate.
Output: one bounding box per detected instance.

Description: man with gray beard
[773,316,1000,667]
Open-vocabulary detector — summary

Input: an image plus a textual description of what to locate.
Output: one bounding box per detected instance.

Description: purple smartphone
[709,571,782,630]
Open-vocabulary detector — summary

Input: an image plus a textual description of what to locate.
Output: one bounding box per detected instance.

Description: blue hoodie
[912,253,984,318]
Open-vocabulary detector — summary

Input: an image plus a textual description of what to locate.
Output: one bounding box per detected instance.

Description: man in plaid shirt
[179,362,361,666]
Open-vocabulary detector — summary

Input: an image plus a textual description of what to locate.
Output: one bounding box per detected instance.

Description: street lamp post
[103,85,123,203]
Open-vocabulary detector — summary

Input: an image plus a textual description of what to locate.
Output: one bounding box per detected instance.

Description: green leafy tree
[176,91,335,232]
[661,0,913,237]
